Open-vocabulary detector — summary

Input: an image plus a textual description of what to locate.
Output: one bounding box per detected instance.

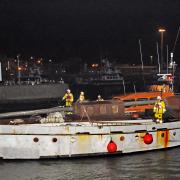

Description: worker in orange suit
[153,96,166,123]
[62,89,74,107]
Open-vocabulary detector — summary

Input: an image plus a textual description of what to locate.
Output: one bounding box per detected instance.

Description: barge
[0,97,179,159]
[0,82,68,112]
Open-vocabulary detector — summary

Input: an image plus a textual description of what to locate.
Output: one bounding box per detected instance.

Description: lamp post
[17,54,21,84]
[158,28,166,70]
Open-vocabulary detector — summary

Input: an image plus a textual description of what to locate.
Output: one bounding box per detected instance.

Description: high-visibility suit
[62,92,74,107]
[153,100,166,123]
[96,95,104,101]
[78,92,85,103]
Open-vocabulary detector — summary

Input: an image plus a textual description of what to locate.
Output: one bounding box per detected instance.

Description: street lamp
[17,54,21,84]
[158,28,166,70]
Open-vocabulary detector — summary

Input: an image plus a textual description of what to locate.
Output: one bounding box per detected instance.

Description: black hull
[0,83,68,112]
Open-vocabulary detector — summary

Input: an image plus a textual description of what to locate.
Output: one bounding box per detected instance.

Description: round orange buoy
[107,140,117,153]
[144,133,153,144]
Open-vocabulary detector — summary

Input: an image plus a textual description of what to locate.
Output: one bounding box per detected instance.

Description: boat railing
[0,106,72,119]
[124,100,156,107]
[0,100,157,119]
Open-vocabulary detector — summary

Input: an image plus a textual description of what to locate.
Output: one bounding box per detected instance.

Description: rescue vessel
[0,96,179,160]
[113,89,174,116]
[113,54,178,117]
[113,69,176,117]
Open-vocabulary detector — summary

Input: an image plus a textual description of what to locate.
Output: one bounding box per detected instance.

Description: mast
[0,62,2,82]
[169,53,177,92]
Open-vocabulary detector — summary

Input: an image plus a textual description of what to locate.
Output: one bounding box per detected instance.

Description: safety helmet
[98,95,101,98]
[67,89,71,93]
[80,91,84,95]
[157,96,161,100]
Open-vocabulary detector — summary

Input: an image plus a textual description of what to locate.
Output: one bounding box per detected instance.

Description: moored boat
[74,59,123,86]
[0,119,180,159]
[113,69,176,117]
[0,59,69,112]
[113,91,174,115]
[0,97,179,159]
[0,82,69,112]
[113,56,178,117]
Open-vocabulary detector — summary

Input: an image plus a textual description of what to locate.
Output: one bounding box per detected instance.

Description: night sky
[0,0,180,63]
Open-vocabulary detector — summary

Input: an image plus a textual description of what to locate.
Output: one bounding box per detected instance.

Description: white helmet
[157,96,161,100]
[80,91,84,95]
[98,95,101,98]
[67,89,71,93]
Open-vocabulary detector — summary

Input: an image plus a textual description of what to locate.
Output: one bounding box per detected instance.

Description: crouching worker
[153,96,166,123]
[96,94,104,101]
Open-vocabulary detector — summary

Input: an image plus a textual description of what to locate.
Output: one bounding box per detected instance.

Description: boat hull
[0,83,68,112]
[0,120,180,159]
[0,83,68,102]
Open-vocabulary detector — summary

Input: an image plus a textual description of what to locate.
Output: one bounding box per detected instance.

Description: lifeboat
[113,84,174,116]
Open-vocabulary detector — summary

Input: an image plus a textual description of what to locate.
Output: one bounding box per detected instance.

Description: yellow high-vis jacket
[153,100,166,114]
[62,93,74,107]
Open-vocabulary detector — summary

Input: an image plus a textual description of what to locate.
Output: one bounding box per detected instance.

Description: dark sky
[0,0,180,63]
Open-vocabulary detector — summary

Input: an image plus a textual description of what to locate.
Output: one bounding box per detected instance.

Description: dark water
[0,148,180,180]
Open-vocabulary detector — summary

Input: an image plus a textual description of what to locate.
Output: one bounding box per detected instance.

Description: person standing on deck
[153,96,166,123]
[77,91,85,103]
[62,89,74,107]
[96,94,104,101]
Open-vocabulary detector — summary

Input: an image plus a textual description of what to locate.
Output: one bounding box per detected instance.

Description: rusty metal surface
[73,100,124,120]
[165,96,180,119]
[166,96,180,110]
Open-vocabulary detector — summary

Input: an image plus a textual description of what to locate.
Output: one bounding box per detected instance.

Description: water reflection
[0,148,180,180]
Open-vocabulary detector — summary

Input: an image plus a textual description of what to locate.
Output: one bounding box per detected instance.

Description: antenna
[166,45,169,73]
[0,62,2,81]
[172,25,180,54]
[138,39,146,88]
[122,79,126,95]
[138,39,144,70]
[133,83,136,94]
[169,52,177,92]
[156,42,161,73]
